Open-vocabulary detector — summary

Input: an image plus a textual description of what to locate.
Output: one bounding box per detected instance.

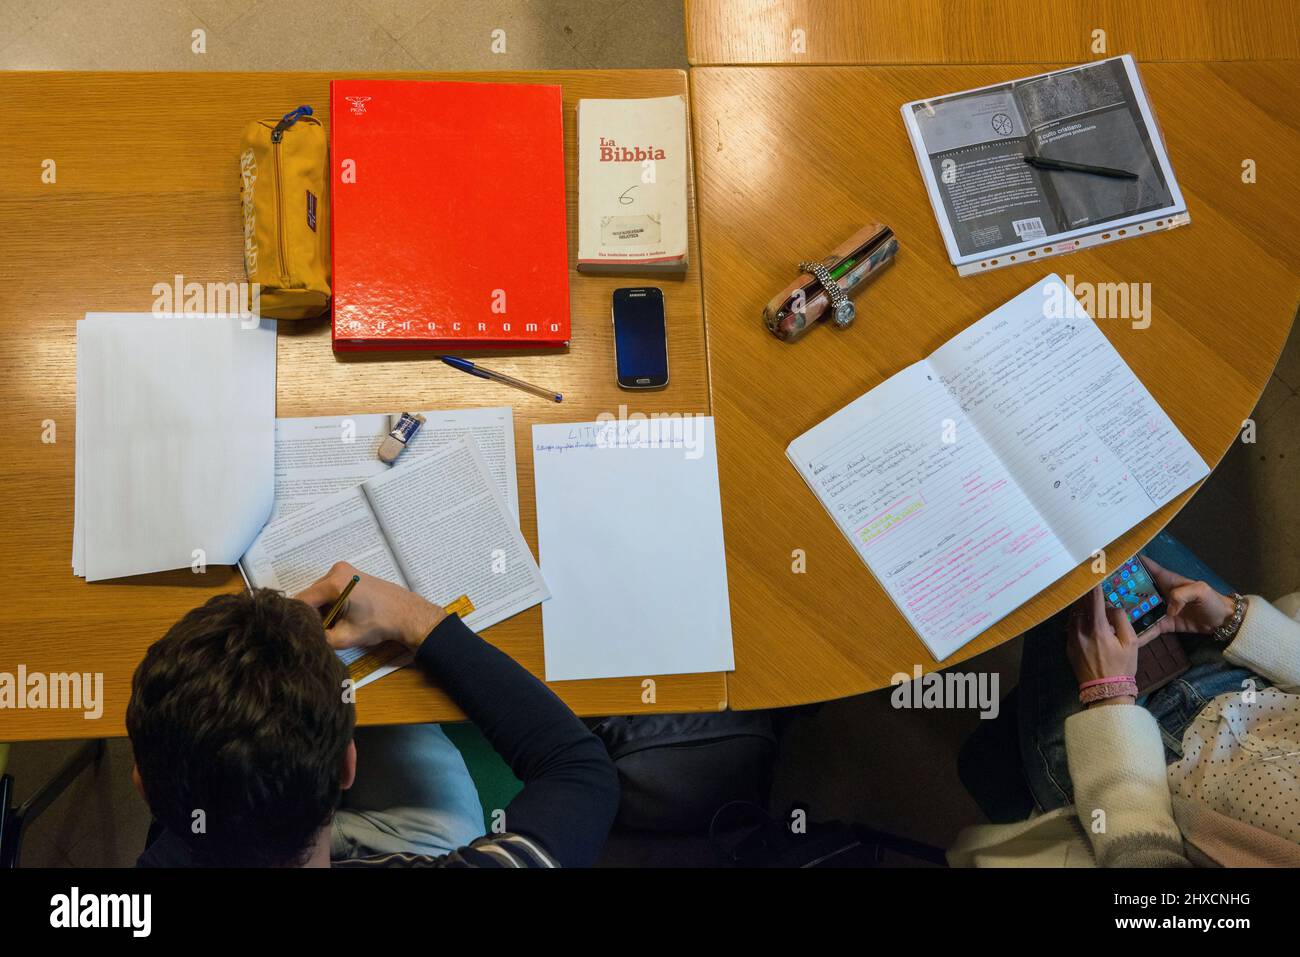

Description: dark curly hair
[127,588,355,867]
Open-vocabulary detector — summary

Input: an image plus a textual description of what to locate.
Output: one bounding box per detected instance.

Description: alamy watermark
[532,405,709,460]
[1044,273,1151,329]
[0,666,103,719]
[151,273,261,326]
[890,665,1000,720]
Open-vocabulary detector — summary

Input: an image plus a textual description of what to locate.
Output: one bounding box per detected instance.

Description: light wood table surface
[691,61,1300,709]
[0,69,727,742]
[686,0,1300,65]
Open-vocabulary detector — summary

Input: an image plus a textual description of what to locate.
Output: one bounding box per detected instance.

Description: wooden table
[690,61,1300,709]
[686,0,1300,65]
[0,70,727,742]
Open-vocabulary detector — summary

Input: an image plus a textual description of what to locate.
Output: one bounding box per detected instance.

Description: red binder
[329,80,571,352]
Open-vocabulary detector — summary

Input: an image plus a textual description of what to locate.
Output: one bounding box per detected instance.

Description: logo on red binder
[345,96,371,115]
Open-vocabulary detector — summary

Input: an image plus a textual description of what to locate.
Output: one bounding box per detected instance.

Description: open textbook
[902,55,1188,274]
[787,274,1208,661]
[272,407,517,521]
[241,436,548,686]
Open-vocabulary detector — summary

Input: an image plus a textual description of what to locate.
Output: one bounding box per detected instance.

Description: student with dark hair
[127,562,620,868]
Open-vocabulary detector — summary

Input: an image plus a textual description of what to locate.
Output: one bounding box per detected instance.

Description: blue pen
[439,356,563,403]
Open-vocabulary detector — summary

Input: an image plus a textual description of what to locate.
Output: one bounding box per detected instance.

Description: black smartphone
[1103,554,1168,634]
[612,287,669,390]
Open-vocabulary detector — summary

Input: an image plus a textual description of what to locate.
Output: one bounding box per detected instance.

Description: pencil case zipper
[269,105,313,287]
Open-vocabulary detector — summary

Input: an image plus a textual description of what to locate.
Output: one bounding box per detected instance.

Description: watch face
[833,300,856,327]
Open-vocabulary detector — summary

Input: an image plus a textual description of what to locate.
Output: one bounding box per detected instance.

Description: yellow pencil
[321,575,360,629]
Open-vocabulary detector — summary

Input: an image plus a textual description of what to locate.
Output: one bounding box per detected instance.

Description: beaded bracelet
[1078,676,1135,690]
[1078,675,1138,706]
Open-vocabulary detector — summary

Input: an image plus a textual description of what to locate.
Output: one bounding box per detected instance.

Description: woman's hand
[293,562,446,653]
[1139,556,1236,637]
[1065,585,1152,707]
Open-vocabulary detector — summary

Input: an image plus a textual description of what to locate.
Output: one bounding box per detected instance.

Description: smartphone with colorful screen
[1103,555,1167,634]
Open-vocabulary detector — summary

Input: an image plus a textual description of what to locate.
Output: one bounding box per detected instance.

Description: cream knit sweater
[949,593,1300,867]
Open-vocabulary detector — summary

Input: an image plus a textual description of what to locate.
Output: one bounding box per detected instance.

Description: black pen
[1024,155,1138,180]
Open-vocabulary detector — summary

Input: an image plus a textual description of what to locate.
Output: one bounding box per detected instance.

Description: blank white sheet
[76,313,277,581]
[533,417,734,682]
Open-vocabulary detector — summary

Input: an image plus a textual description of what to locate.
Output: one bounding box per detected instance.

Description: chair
[0,739,105,867]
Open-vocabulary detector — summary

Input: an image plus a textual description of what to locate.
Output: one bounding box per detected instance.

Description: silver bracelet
[1213,593,1248,642]
[798,260,856,329]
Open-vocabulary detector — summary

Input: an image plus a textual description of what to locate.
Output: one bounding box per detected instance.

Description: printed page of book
[271,414,390,520]
[929,274,1208,563]
[405,407,519,520]
[787,360,1075,661]
[240,484,414,686]
[271,407,518,522]
[363,437,549,633]
[241,484,408,596]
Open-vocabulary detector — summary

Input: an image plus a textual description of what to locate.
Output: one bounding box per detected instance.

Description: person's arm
[1063,705,1187,867]
[1062,568,1300,865]
[1222,595,1300,689]
[414,613,620,866]
[1063,586,1189,867]
[1139,559,1300,687]
[295,563,620,867]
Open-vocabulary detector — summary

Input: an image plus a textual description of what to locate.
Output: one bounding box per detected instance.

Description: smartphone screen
[1103,556,1166,633]
[613,287,668,389]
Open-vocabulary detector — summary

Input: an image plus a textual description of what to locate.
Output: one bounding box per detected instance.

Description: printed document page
[271,407,517,521]
[365,437,548,634]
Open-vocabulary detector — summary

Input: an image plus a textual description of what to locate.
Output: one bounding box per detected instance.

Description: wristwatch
[798,260,856,329]
[1213,593,1248,642]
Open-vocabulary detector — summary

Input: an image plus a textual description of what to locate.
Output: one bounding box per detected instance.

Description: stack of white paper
[73,313,278,581]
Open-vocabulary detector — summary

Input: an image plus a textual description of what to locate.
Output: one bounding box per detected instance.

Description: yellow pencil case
[239,106,331,320]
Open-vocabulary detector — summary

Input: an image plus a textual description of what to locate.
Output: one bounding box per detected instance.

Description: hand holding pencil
[295,562,447,653]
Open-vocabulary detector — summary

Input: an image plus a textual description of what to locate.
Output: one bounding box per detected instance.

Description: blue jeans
[330,724,486,860]
[1018,532,1262,811]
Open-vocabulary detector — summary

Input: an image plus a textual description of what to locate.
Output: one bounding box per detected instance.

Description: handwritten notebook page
[787,360,1074,661]
[787,275,1207,661]
[929,278,1206,560]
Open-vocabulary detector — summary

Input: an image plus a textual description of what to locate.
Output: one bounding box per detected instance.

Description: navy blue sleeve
[414,614,620,867]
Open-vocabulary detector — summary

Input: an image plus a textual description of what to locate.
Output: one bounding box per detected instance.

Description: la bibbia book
[577,95,688,274]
